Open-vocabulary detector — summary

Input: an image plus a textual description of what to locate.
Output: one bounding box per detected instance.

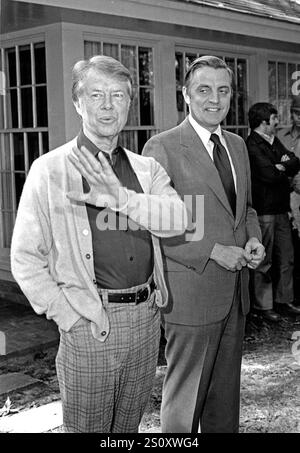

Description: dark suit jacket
[246,131,300,215]
[143,118,261,326]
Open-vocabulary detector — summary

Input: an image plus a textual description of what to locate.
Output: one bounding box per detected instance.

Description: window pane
[15,172,26,206]
[42,132,49,155]
[84,41,102,59]
[139,47,153,86]
[176,90,184,114]
[2,211,14,248]
[278,63,288,123]
[126,91,139,126]
[1,134,12,171]
[119,129,137,152]
[227,97,236,126]
[175,53,184,114]
[36,86,48,127]
[225,58,236,126]
[239,128,249,140]
[137,130,154,154]
[103,43,118,60]
[175,52,183,88]
[0,95,4,129]
[8,89,18,128]
[278,100,288,125]
[34,43,46,84]
[139,88,154,126]
[225,57,235,74]
[185,54,197,72]
[6,48,16,87]
[119,129,155,154]
[278,62,287,99]
[1,172,13,209]
[268,61,276,103]
[288,63,297,98]
[27,132,39,166]
[237,59,247,92]
[19,45,31,86]
[21,87,33,127]
[237,59,247,125]
[13,133,25,171]
[121,45,137,85]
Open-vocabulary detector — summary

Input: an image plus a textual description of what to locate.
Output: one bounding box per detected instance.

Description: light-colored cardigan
[11,138,187,341]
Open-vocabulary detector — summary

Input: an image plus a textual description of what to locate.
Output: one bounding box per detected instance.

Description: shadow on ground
[1,314,300,433]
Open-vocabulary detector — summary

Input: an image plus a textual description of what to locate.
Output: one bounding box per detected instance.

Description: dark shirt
[77,130,153,289]
[246,131,300,215]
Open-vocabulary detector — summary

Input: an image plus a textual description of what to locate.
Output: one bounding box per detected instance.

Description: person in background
[10,55,187,433]
[143,55,264,433]
[277,95,300,305]
[246,102,300,322]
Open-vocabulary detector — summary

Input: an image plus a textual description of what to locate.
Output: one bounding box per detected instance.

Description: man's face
[291,110,300,129]
[182,67,232,132]
[74,69,131,141]
[265,113,279,136]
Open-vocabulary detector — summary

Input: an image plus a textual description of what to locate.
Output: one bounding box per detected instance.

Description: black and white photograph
[0,0,299,438]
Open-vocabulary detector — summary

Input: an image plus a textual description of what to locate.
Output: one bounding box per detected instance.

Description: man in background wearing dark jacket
[246,102,300,321]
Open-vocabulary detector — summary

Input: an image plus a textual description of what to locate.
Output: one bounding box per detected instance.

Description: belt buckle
[137,286,149,304]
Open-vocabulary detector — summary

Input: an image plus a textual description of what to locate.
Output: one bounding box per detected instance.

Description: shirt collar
[77,129,121,165]
[188,114,223,147]
[254,129,275,145]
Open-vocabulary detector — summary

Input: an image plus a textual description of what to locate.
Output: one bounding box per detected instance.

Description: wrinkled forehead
[78,68,132,96]
[191,67,232,87]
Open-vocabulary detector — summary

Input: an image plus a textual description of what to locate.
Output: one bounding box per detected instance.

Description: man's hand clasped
[244,237,265,270]
[211,238,265,272]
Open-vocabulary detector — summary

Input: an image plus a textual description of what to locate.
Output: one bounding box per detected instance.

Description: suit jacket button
[101,331,107,336]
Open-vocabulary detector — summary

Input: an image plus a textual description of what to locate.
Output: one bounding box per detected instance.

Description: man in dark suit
[246,102,300,321]
[142,56,264,433]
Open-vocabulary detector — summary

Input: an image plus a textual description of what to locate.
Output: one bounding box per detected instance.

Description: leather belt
[106,280,156,304]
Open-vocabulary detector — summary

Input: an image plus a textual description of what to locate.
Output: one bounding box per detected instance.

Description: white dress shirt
[254,128,275,145]
[188,114,237,191]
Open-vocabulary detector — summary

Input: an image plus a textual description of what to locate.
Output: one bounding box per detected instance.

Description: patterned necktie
[210,133,236,216]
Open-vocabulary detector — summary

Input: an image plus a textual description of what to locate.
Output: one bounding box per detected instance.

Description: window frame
[0,36,49,249]
[268,58,300,127]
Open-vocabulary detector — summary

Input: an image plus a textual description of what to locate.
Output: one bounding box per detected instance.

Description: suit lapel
[223,130,246,227]
[179,119,234,218]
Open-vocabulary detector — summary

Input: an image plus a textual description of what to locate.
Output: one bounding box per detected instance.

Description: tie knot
[210,133,221,146]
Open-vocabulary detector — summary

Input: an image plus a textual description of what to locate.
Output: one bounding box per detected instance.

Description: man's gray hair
[184,55,234,93]
[72,55,133,102]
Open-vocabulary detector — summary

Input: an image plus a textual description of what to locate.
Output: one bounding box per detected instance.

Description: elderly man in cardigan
[11,55,186,433]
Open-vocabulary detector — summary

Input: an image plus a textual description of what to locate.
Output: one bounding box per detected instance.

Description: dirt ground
[1,312,300,433]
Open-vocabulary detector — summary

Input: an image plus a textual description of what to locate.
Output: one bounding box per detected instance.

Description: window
[175,50,249,139]
[0,41,49,248]
[268,60,300,126]
[84,40,157,153]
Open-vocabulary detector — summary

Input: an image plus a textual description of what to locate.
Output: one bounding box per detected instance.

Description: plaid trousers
[56,287,160,433]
